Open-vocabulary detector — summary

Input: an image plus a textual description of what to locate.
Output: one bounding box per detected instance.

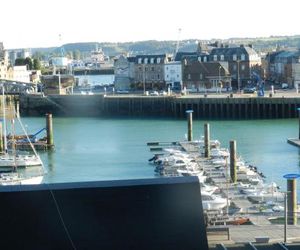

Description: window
[157,58,161,64]
[138,58,142,64]
[139,66,142,71]
[241,54,246,61]
[144,58,148,64]
[203,56,207,62]
[200,73,203,80]
[198,57,202,62]
[241,64,245,71]
[233,64,237,71]
[220,55,224,61]
[213,55,218,61]
[157,74,160,79]
[188,74,191,80]
[150,58,154,64]
[151,67,154,71]
[233,54,237,61]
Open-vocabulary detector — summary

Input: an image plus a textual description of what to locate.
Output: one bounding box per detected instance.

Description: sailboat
[0,84,44,185]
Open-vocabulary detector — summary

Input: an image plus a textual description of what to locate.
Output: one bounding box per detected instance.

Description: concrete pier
[18,94,300,119]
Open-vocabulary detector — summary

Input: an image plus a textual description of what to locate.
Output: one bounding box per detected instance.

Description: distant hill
[28,35,300,58]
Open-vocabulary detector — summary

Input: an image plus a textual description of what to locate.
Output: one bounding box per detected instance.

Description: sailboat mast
[2,85,7,153]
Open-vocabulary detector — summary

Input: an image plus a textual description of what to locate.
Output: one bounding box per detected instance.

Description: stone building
[197,44,261,90]
[183,61,231,91]
[265,49,300,88]
[114,55,135,90]
[134,54,169,90]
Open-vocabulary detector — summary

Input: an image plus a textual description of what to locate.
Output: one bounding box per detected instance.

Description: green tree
[73,50,81,60]
[24,57,33,70]
[33,58,41,70]
[15,58,26,66]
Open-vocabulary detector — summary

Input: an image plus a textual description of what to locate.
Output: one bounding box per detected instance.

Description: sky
[1,0,300,49]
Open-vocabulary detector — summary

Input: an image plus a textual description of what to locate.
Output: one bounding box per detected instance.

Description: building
[9,49,31,65]
[265,49,300,88]
[114,55,135,90]
[200,44,261,90]
[134,54,169,90]
[183,61,231,91]
[0,43,10,80]
[12,65,31,82]
[164,61,182,90]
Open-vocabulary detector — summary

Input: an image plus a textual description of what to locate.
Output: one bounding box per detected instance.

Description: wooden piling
[46,113,54,146]
[298,108,300,140]
[204,123,210,158]
[230,140,237,183]
[287,178,297,225]
[186,110,193,141]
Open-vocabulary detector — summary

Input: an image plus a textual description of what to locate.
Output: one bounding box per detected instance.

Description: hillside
[29,35,300,58]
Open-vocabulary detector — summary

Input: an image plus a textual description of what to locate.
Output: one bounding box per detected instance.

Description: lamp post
[218,66,222,94]
[237,60,240,93]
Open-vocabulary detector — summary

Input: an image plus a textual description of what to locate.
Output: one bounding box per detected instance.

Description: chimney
[248,44,253,48]
[240,44,244,48]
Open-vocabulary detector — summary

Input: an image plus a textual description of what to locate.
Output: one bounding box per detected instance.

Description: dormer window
[157,58,161,64]
[203,56,207,62]
[198,57,202,62]
[144,58,148,64]
[241,54,246,61]
[233,54,237,61]
[220,55,224,61]
[213,55,218,61]
[150,58,154,64]
[138,58,142,64]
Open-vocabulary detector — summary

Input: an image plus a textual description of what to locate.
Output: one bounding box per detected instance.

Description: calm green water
[20,117,300,194]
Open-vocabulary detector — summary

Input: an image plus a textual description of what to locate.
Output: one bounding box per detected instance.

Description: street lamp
[237,60,240,93]
[143,64,146,95]
[218,66,222,94]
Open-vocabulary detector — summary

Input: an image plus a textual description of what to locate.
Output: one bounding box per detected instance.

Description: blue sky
[2,0,299,49]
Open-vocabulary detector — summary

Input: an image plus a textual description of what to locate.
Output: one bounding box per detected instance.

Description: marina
[146,116,300,245]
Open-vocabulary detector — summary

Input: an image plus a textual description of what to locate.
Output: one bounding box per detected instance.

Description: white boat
[0,84,45,185]
[201,191,228,210]
[248,183,284,203]
[0,172,43,186]
[0,154,42,170]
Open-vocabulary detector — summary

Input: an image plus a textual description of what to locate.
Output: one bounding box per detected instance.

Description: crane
[175,28,182,56]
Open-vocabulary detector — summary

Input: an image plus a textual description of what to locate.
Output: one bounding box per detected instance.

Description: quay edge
[19,94,300,119]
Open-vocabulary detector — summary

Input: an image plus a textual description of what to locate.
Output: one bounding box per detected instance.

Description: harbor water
[19,117,300,195]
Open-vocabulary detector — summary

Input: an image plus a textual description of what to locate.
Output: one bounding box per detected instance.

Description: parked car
[243,86,256,93]
[281,83,289,89]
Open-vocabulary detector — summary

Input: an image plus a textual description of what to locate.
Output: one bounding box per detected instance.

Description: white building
[13,66,30,83]
[51,57,69,67]
[164,61,182,89]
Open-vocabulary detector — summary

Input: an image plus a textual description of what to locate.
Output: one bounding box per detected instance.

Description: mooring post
[0,122,3,153]
[204,123,210,158]
[283,174,300,226]
[297,108,300,140]
[229,140,237,183]
[186,110,193,141]
[46,113,54,146]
